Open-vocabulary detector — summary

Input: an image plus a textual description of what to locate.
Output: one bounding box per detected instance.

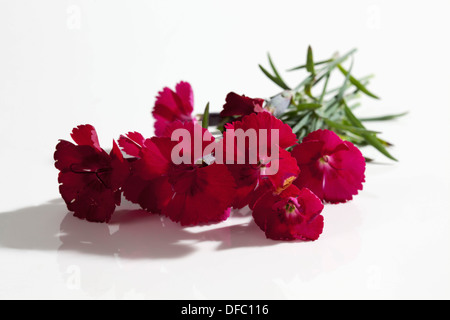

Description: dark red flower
[291,129,366,203]
[54,125,130,222]
[252,184,324,241]
[152,81,197,137]
[219,92,267,118]
[221,112,299,209]
[119,122,236,226]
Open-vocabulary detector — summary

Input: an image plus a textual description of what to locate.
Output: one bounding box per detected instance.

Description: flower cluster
[55,81,366,241]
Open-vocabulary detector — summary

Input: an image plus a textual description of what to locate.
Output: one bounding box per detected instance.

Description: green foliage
[260,47,406,161]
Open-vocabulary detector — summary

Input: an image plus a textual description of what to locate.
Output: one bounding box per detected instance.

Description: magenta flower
[252,185,324,241]
[291,129,366,203]
[152,81,197,137]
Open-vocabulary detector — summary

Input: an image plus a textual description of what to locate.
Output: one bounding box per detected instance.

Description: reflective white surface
[1,0,449,299]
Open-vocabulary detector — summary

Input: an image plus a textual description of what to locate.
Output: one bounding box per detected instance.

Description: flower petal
[118,132,146,158]
[55,126,130,223]
[293,161,325,201]
[133,137,175,179]
[122,173,172,214]
[163,121,215,163]
[55,140,116,222]
[108,140,131,192]
[291,140,324,165]
[163,163,236,226]
[70,124,102,151]
[152,82,196,136]
[291,129,366,203]
[290,188,324,240]
[219,92,265,118]
[265,148,300,192]
[175,81,194,115]
[59,171,117,222]
[321,141,366,203]
[252,185,324,241]
[302,129,343,153]
[225,163,260,209]
[225,112,297,149]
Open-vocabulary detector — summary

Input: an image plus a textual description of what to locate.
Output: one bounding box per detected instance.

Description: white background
[1,0,449,299]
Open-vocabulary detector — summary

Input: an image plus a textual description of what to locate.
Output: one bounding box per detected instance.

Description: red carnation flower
[224,111,298,149]
[291,129,366,203]
[152,81,197,137]
[54,125,130,222]
[219,92,267,118]
[252,184,324,241]
[221,112,299,209]
[119,122,236,226]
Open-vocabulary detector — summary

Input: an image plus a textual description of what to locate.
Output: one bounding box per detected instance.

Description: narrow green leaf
[259,64,290,90]
[343,104,398,161]
[292,113,312,133]
[267,54,291,90]
[293,48,357,92]
[324,118,380,135]
[343,103,364,128]
[377,137,393,147]
[202,102,210,129]
[280,108,301,118]
[364,134,398,161]
[319,48,357,77]
[287,59,333,71]
[360,112,409,122]
[306,46,315,76]
[293,74,314,92]
[296,103,322,111]
[349,102,361,110]
[338,133,366,145]
[337,57,354,104]
[319,73,330,104]
[325,74,373,96]
[304,83,317,101]
[337,64,380,99]
[313,117,324,131]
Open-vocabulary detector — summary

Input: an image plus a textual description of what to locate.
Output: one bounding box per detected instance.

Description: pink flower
[219,92,267,118]
[252,185,324,241]
[291,129,366,203]
[152,81,197,137]
[54,125,130,222]
[119,122,236,226]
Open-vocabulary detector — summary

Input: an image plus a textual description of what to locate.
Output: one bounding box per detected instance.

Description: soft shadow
[0,199,66,251]
[197,221,279,250]
[0,199,276,260]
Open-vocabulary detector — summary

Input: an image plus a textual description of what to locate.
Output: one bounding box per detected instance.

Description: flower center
[319,155,330,164]
[285,202,297,214]
[273,197,303,224]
